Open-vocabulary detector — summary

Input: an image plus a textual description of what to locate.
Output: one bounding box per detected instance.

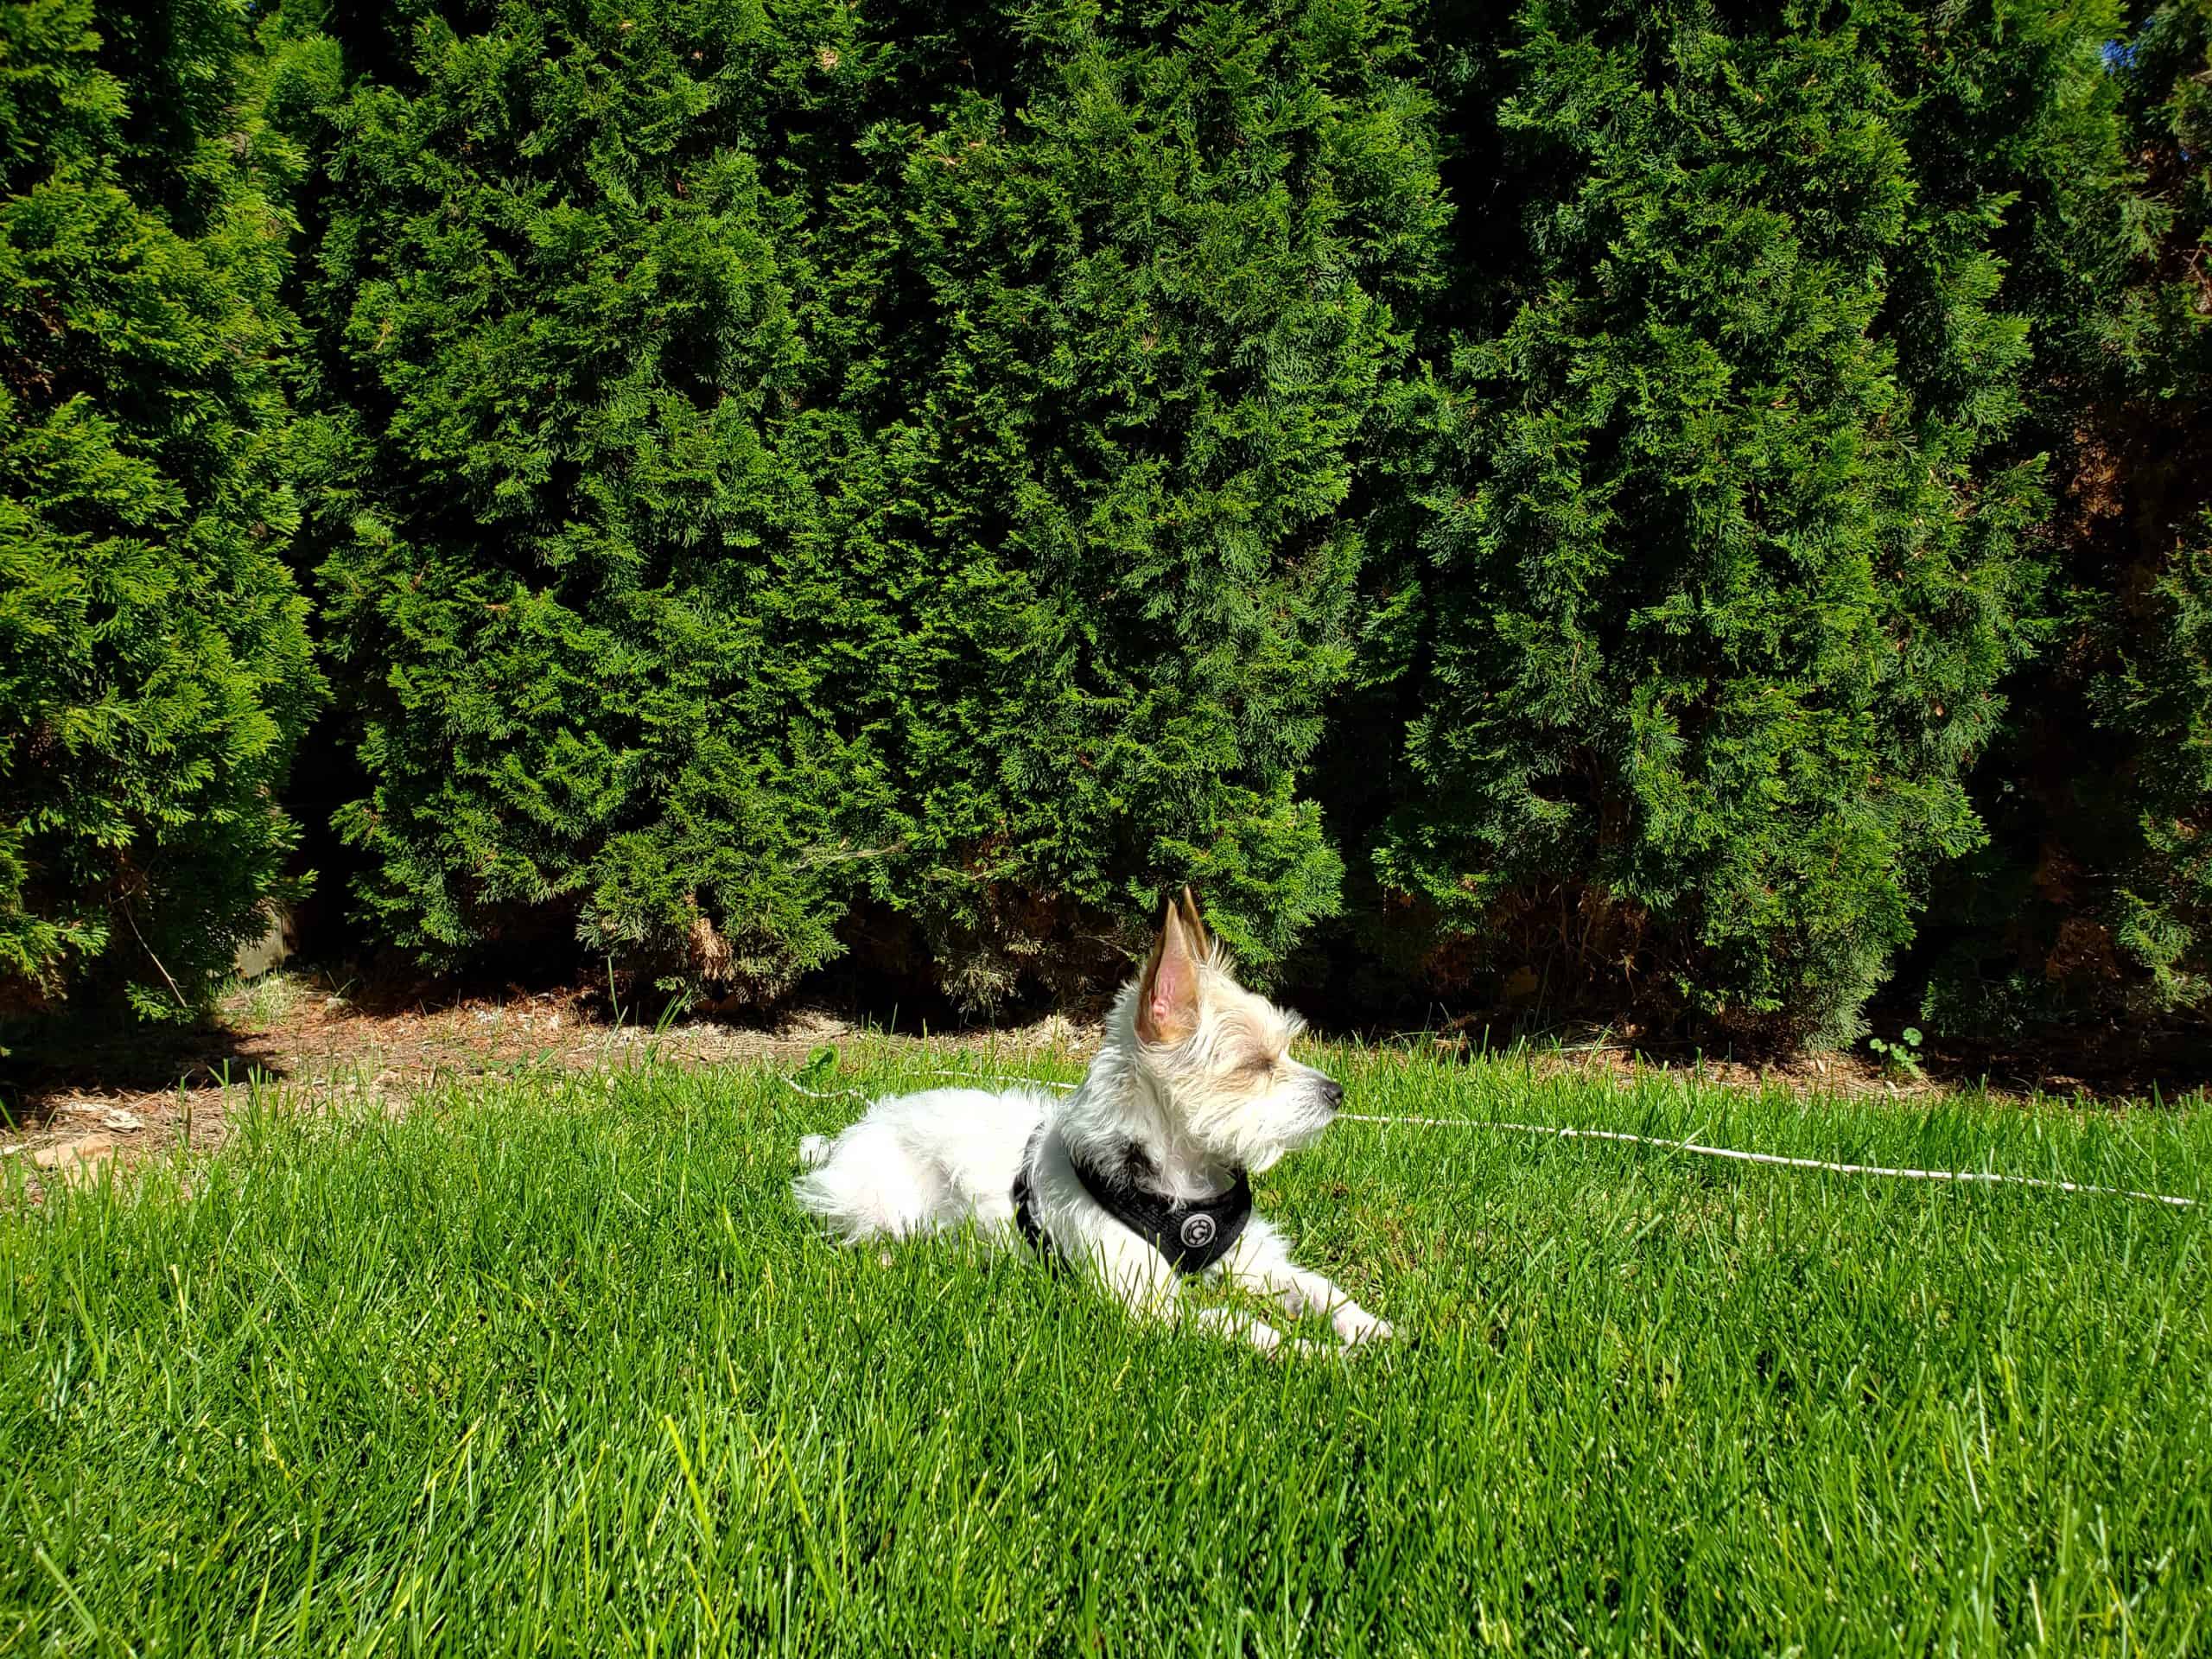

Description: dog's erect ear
[1176,886,1211,957]
[1137,896,1202,1046]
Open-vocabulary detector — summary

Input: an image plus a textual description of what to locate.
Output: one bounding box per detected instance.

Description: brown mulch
[1,969,1096,1191]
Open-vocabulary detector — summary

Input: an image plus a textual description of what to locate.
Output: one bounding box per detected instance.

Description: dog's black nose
[1319,1078,1344,1112]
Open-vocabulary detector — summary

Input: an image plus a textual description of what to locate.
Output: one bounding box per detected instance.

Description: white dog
[792,891,1390,1353]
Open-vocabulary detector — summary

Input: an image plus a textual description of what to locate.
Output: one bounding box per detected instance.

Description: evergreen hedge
[1362,0,2127,1047]
[9,0,2208,1051]
[1,0,320,1018]
[290,0,1443,1007]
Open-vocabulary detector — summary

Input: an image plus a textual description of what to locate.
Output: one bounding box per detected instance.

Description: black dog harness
[1012,1131,1252,1276]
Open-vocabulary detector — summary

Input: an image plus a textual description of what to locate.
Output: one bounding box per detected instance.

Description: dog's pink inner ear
[1138,901,1200,1046]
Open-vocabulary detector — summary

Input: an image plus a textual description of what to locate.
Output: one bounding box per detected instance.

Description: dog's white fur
[791,896,1389,1354]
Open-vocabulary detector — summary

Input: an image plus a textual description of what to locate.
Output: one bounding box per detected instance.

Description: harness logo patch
[1179,1213,1217,1250]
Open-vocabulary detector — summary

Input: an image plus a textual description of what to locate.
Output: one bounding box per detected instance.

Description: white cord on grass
[780,1070,2198,1211]
[780,1069,1078,1103]
[926,1069,1078,1090]
[782,1077,872,1101]
[1335,1111,2198,1209]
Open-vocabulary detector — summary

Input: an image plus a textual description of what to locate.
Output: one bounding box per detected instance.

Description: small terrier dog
[792,890,1389,1353]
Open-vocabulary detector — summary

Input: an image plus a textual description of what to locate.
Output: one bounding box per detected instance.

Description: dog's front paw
[1333,1305,1393,1345]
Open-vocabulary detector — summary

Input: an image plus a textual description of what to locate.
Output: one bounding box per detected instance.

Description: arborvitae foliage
[293,0,1442,1007]
[858,0,1445,1002]
[1919,0,2212,1040]
[0,0,320,1018]
[1376,1,2075,1047]
[286,0,889,1001]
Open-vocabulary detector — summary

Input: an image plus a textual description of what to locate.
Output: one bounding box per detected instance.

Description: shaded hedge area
[3,0,2208,1052]
[1913,0,2212,1047]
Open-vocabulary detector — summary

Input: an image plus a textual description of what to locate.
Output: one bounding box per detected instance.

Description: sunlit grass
[3,1044,2208,1655]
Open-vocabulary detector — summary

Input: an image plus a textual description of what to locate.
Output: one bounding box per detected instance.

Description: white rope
[926,1069,1077,1090]
[1336,1111,2199,1209]
[780,1069,1077,1103]
[779,1069,2198,1211]
[781,1077,871,1101]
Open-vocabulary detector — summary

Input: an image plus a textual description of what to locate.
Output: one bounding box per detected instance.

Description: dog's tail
[791,1119,935,1243]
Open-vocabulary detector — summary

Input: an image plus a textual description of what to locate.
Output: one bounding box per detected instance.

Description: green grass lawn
[4,1046,2209,1656]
